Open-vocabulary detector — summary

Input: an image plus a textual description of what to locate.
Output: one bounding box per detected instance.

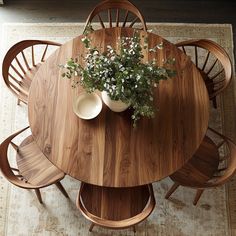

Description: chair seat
[170,136,220,186]
[16,135,65,186]
[80,184,150,221]
[77,183,155,230]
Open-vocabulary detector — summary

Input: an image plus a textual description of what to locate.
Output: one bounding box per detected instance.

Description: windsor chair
[0,127,69,204]
[84,0,147,32]
[165,128,236,205]
[2,40,61,105]
[176,39,232,108]
[76,183,155,232]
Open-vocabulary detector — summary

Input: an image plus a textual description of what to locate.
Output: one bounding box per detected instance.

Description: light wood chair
[84,0,147,32]
[165,127,236,205]
[2,40,61,105]
[76,183,155,232]
[176,39,232,108]
[0,126,69,204]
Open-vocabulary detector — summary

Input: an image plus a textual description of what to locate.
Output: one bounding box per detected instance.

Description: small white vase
[101,91,129,112]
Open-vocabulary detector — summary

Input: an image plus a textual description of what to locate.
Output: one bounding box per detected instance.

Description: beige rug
[0,23,234,236]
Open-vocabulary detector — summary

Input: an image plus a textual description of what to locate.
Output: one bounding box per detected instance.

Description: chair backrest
[84,0,147,32]
[76,183,155,229]
[183,128,236,189]
[176,39,232,100]
[0,127,49,189]
[2,40,61,103]
[202,127,236,188]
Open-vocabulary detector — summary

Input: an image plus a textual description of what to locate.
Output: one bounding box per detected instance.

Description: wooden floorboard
[1,0,235,59]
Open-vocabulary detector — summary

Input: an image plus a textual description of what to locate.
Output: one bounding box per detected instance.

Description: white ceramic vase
[101,91,129,112]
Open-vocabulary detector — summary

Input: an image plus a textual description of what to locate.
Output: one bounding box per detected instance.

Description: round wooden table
[28,27,209,187]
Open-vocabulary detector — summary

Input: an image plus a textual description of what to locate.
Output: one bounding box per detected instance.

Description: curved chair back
[177,128,236,189]
[2,40,61,104]
[0,127,64,189]
[199,128,236,188]
[76,183,155,230]
[176,39,232,108]
[84,0,147,32]
[0,127,45,189]
[165,127,236,205]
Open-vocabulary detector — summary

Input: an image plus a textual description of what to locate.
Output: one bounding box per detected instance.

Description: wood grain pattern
[28,27,209,187]
[84,0,147,32]
[165,128,236,205]
[0,127,69,203]
[2,40,61,105]
[176,39,232,108]
[76,183,155,230]
[16,135,65,186]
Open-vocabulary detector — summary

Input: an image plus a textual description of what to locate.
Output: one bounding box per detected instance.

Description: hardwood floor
[0,1,235,24]
[0,0,235,62]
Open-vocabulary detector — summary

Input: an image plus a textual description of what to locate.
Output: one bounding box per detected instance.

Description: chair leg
[193,189,204,205]
[89,223,95,232]
[55,182,69,198]
[35,189,43,204]
[133,225,136,233]
[165,182,180,199]
[17,98,21,105]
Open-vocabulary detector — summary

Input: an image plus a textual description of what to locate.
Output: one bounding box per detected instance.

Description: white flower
[156,42,163,49]
[149,48,156,53]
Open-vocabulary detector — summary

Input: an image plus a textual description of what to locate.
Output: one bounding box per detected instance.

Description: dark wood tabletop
[28,27,209,187]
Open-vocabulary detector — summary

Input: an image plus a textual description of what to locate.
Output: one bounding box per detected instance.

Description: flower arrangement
[61,31,176,126]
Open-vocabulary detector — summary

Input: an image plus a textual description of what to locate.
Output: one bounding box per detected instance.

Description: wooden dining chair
[176,39,232,108]
[84,0,147,33]
[2,40,61,105]
[165,127,236,205]
[0,126,69,204]
[76,183,155,232]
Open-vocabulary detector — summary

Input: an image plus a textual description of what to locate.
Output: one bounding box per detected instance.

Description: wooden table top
[28,27,209,187]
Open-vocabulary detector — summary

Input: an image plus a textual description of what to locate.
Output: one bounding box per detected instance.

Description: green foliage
[60,32,176,126]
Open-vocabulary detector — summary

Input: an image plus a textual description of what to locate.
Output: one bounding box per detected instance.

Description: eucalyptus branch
[60,32,176,126]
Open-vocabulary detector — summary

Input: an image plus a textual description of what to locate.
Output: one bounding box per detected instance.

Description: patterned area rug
[0,23,234,236]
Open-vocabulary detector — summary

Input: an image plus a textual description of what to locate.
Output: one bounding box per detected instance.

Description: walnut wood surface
[169,136,220,187]
[76,183,155,230]
[28,27,209,187]
[16,135,65,186]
